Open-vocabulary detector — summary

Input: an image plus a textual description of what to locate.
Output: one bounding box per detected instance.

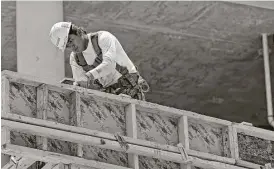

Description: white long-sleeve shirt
[70,31,137,87]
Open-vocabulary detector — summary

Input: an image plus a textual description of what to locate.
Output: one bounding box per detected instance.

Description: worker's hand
[85,72,95,82]
[74,72,96,89]
[75,80,89,88]
[73,81,79,86]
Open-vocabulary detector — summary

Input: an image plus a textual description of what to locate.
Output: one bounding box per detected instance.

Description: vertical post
[36,84,49,169]
[1,127,10,146]
[2,75,11,116]
[232,125,239,161]
[1,75,11,167]
[228,125,236,159]
[178,116,191,169]
[71,92,83,157]
[125,103,139,169]
[262,33,274,128]
[36,84,49,150]
[1,75,11,144]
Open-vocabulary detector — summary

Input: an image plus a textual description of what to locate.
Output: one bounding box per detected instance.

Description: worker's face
[66,34,86,53]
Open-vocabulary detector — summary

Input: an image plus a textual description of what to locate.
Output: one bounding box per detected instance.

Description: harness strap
[75,34,102,72]
[75,33,128,76]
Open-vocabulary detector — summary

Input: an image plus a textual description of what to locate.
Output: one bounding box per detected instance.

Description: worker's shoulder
[97,30,113,36]
[97,31,116,40]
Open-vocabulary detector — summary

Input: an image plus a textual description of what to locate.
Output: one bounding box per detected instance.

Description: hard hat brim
[61,22,72,52]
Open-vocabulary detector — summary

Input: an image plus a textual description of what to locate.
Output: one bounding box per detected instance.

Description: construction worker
[49,22,149,100]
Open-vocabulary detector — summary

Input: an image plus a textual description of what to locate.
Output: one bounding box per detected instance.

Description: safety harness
[74,33,130,86]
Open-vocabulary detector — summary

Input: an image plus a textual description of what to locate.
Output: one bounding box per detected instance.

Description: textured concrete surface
[80,95,128,166]
[9,82,37,155]
[63,1,274,129]
[137,110,178,146]
[139,156,180,169]
[188,118,230,157]
[238,133,274,165]
[47,90,76,156]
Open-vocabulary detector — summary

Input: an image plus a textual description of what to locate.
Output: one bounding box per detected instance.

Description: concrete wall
[1,2,17,165]
[16,1,65,84]
[1,1,17,72]
[1,1,65,166]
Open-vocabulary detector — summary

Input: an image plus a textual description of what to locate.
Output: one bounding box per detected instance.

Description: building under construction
[1,1,274,169]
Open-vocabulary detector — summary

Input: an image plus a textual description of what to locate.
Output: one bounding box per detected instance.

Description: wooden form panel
[2,117,245,169]
[46,89,76,156]
[2,113,234,166]
[136,110,179,169]
[80,95,126,135]
[83,145,128,167]
[79,94,128,167]
[136,110,178,146]
[2,144,131,169]
[47,90,71,125]
[4,71,78,156]
[8,78,38,149]
[188,118,230,157]
[9,82,37,117]
[139,156,180,169]
[139,157,203,169]
[2,74,37,169]
[2,70,274,169]
[126,103,139,169]
[135,106,234,168]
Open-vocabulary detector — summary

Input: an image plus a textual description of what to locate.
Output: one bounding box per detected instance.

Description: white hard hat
[49,22,72,52]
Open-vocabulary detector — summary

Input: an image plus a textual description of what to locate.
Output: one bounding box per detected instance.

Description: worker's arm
[86,32,117,79]
[70,52,89,86]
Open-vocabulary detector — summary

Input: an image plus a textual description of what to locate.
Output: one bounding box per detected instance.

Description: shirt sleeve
[70,52,88,82]
[88,32,116,79]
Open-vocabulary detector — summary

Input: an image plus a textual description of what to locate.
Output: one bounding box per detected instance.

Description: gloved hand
[74,75,90,88]
[74,72,98,89]
[73,81,79,86]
